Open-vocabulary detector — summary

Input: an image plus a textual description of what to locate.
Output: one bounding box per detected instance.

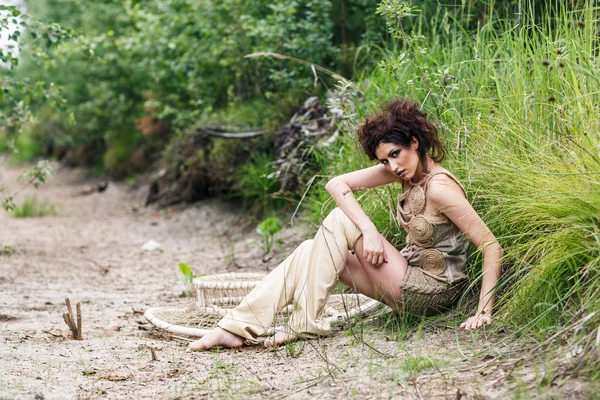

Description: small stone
[141,240,161,251]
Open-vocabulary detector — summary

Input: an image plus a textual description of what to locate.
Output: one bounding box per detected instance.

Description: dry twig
[62,298,83,340]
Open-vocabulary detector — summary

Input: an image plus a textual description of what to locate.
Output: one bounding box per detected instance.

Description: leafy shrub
[231,152,285,218]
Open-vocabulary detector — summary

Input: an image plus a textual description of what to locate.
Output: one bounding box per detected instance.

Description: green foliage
[231,152,285,217]
[0,4,73,125]
[178,262,194,297]
[0,5,71,211]
[11,195,57,218]
[8,130,43,163]
[283,336,305,358]
[256,217,282,256]
[0,244,15,255]
[19,160,54,189]
[16,0,365,175]
[202,355,261,399]
[376,0,419,38]
[178,262,193,281]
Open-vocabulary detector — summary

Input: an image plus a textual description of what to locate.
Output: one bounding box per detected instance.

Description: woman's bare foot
[263,330,299,349]
[186,327,244,352]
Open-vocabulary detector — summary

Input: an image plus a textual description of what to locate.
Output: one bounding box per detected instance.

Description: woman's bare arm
[427,175,504,329]
[325,164,401,266]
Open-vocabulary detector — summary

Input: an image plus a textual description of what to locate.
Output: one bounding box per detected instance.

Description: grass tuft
[11,196,58,218]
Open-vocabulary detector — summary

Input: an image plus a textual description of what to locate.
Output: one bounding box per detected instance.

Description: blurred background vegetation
[1,0,599,372]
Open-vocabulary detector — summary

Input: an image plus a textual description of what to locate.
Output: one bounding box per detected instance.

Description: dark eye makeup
[378,149,400,164]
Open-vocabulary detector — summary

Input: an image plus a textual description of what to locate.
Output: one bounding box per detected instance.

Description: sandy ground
[0,163,592,399]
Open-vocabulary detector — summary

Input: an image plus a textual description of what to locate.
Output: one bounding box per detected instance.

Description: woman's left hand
[459,313,491,330]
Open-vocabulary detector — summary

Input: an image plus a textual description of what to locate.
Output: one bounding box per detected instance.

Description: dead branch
[194,126,265,139]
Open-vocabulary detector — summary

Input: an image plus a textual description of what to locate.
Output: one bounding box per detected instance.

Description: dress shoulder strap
[422,171,467,198]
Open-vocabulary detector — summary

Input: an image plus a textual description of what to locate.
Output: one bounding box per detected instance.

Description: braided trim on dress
[407,185,426,214]
[407,215,434,248]
[418,248,446,275]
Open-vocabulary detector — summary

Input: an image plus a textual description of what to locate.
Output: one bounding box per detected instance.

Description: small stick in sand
[76,302,83,340]
[62,298,83,340]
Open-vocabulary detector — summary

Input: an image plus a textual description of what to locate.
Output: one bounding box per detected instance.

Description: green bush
[16,0,374,175]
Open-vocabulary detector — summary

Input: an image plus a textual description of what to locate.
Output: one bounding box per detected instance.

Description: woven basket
[144,292,383,338]
[146,272,386,338]
[193,272,267,309]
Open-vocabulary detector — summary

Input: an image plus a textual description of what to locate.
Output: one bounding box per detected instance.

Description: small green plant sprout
[256,217,282,257]
[0,245,16,255]
[178,263,194,297]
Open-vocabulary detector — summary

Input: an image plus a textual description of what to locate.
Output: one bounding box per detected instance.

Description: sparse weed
[221,241,238,268]
[256,216,282,257]
[0,245,16,255]
[284,337,305,358]
[400,354,444,375]
[201,355,261,399]
[11,196,57,218]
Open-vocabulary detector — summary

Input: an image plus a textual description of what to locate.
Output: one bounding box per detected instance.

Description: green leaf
[257,217,282,236]
[178,262,193,280]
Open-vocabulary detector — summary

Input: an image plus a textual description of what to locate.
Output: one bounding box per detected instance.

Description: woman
[187,99,503,352]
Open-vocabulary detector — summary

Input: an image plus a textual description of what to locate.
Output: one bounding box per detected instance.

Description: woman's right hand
[361,227,388,267]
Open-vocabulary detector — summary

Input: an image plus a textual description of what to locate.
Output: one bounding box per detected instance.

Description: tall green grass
[298,0,599,362]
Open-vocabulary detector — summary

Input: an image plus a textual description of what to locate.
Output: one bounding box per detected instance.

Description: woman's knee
[323,207,361,247]
[328,207,346,221]
[324,207,357,229]
[298,239,313,250]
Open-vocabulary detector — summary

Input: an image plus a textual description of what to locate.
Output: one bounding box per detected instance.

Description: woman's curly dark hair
[357,99,445,163]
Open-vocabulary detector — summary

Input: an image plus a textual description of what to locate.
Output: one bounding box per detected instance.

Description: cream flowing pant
[218,208,362,341]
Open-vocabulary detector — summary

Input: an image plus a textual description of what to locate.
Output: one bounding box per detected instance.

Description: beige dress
[398,171,469,316]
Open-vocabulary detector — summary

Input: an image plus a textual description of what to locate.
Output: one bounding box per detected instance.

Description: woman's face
[375,139,422,182]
